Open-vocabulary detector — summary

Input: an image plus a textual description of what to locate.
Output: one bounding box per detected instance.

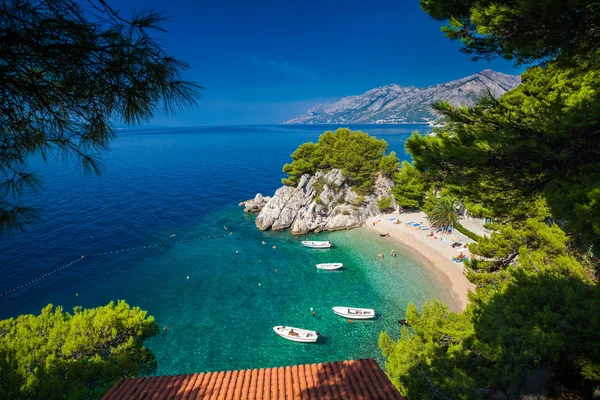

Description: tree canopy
[380,1,600,397]
[427,196,460,230]
[0,0,201,236]
[391,161,432,209]
[0,300,159,399]
[406,56,600,249]
[420,0,600,64]
[381,217,600,398]
[282,128,399,194]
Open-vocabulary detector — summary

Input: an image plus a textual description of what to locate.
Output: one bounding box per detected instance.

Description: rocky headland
[241,168,396,234]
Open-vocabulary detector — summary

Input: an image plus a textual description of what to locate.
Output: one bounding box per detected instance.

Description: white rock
[254,169,397,234]
[241,193,271,213]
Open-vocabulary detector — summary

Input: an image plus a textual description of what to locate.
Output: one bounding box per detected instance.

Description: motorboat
[273,326,320,343]
[301,240,332,249]
[332,307,376,319]
[316,263,343,270]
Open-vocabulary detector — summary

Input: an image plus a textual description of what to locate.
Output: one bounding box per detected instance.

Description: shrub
[455,222,483,242]
[354,195,365,205]
[342,210,350,215]
[378,196,393,212]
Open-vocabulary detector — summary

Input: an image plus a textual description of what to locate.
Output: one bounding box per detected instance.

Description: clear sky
[111,0,523,126]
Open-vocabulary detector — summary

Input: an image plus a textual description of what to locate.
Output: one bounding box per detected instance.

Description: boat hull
[273,326,319,343]
[301,241,332,249]
[332,307,376,320]
[316,263,343,270]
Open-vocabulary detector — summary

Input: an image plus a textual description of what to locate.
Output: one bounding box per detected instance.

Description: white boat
[301,240,332,249]
[332,307,376,319]
[316,263,343,270]
[273,326,320,343]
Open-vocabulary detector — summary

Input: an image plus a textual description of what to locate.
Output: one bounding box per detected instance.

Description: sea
[0,124,455,374]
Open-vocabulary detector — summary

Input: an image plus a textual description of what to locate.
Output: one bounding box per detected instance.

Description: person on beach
[390,249,396,257]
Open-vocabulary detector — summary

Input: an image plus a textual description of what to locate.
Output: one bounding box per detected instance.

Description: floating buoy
[187,276,190,280]
[259,260,262,263]
[348,319,353,323]
[76,293,79,296]
[275,269,278,273]
[229,232,233,235]
[235,250,239,254]
[258,283,262,287]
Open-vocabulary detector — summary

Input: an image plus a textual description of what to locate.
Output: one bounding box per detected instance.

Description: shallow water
[0,124,453,373]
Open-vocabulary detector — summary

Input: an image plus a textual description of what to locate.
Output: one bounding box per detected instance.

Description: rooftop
[102,358,403,399]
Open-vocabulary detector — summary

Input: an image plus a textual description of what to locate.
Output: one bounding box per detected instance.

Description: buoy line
[0,256,85,297]
[0,233,227,298]
[88,234,226,257]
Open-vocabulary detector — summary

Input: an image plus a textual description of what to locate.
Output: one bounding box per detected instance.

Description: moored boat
[316,263,343,270]
[332,307,376,319]
[301,240,332,249]
[273,326,320,343]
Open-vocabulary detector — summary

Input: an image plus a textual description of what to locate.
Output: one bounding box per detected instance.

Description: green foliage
[380,301,479,399]
[342,210,350,215]
[406,56,600,248]
[0,0,201,236]
[391,161,431,209]
[0,301,159,399]
[454,222,482,242]
[353,195,365,206]
[312,177,326,196]
[378,152,400,177]
[420,0,600,64]
[281,128,399,192]
[382,220,600,397]
[383,3,600,397]
[427,196,460,229]
[377,196,393,212]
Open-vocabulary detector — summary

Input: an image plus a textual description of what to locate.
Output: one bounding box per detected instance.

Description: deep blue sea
[0,124,454,374]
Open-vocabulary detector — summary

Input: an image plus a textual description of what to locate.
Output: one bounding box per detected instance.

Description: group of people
[378,249,397,258]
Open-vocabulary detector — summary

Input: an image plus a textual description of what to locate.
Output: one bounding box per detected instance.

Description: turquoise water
[0,124,453,374]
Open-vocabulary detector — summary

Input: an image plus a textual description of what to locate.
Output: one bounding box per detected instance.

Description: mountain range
[284,69,520,124]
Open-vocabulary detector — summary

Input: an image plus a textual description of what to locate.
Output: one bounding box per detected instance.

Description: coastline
[362,211,475,311]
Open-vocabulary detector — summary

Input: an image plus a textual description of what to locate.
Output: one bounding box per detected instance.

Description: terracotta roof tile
[103,359,403,400]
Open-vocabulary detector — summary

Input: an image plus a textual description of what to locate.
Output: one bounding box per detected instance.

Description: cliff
[251,169,396,234]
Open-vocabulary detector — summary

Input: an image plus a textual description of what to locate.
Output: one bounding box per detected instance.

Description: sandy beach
[363,210,476,311]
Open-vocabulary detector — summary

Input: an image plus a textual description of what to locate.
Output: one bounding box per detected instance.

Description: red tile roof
[103,358,403,399]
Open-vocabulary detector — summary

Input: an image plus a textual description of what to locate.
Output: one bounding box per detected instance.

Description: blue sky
[112,0,523,125]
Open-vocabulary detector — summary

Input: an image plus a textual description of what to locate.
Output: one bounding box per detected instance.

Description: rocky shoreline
[240,169,397,235]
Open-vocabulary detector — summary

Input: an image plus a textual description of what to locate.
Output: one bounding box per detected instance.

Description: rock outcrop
[239,194,271,213]
[255,169,396,234]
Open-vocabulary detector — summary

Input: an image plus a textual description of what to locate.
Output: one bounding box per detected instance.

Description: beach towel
[421,227,430,231]
[412,223,421,227]
[388,218,396,221]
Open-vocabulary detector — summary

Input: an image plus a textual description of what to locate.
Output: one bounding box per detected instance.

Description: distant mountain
[284,69,520,124]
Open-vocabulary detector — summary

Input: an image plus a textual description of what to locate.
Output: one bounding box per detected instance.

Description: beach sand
[363,210,475,311]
